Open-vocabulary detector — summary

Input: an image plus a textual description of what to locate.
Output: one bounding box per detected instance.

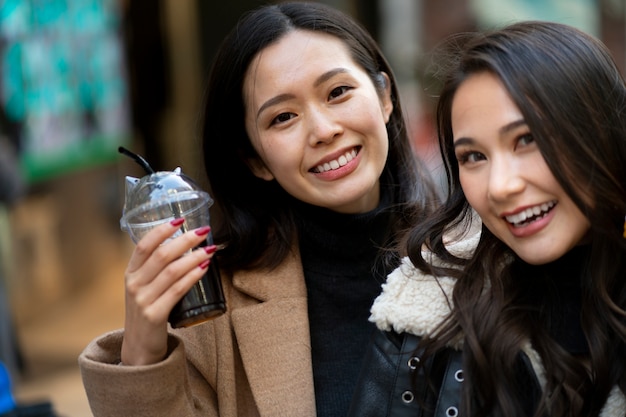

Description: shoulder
[369,231,480,338]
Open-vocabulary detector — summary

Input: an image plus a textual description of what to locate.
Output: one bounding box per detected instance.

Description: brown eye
[329,86,351,100]
[457,151,485,165]
[518,134,534,146]
[271,112,296,125]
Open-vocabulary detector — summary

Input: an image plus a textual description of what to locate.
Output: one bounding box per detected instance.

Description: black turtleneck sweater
[516,244,590,355]
[294,193,396,417]
[543,245,590,355]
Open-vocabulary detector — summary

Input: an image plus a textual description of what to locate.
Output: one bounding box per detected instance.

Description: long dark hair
[408,21,626,416]
[201,2,437,272]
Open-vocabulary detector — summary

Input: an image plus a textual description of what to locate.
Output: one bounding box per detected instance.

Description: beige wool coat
[79,249,317,416]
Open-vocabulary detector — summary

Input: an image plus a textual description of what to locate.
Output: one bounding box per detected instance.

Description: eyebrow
[256,68,350,119]
[314,67,349,87]
[453,119,527,148]
[256,93,294,120]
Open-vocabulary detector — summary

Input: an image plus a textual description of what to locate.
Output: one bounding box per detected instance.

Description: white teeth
[505,201,555,226]
[315,149,357,173]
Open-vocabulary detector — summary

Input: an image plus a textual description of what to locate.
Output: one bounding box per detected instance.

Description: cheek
[460,173,487,214]
[256,136,301,175]
[348,91,388,127]
[361,105,391,156]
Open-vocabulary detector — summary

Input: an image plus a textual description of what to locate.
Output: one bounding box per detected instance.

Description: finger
[135,225,213,284]
[127,218,187,272]
[131,245,218,312]
[146,254,216,322]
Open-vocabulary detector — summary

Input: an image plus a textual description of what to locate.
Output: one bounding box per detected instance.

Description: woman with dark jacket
[349,21,626,417]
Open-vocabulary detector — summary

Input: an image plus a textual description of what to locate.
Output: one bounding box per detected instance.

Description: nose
[487,157,525,202]
[306,106,343,146]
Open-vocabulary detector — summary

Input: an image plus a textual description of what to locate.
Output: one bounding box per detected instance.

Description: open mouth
[505,201,556,227]
[311,147,360,173]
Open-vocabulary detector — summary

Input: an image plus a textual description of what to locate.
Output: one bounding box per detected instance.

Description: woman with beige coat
[79,2,438,416]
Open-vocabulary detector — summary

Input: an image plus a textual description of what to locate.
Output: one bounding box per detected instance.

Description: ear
[379,72,393,124]
[245,156,275,181]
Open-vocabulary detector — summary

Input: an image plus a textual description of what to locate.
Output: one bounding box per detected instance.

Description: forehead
[451,72,522,134]
[243,29,356,97]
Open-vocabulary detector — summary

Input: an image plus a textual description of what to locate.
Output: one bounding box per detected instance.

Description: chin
[516,249,564,266]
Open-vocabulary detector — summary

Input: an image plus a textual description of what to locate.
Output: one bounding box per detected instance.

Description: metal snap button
[401,390,414,404]
[446,406,459,417]
[454,369,464,382]
[407,356,420,370]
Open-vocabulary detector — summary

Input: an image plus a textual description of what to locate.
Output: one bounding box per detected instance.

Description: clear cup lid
[120,167,213,232]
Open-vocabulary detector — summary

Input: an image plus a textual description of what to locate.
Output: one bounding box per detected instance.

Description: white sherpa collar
[369,231,480,338]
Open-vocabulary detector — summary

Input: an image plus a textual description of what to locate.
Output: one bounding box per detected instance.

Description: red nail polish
[204,245,217,254]
[199,259,211,269]
[195,226,211,236]
[170,218,185,227]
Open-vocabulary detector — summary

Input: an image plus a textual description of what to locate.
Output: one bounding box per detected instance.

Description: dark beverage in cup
[169,242,225,327]
[119,148,226,328]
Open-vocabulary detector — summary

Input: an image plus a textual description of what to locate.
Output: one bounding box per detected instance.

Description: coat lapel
[231,250,317,416]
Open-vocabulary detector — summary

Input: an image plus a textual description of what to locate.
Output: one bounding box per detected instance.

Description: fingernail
[204,245,217,254]
[171,218,185,227]
[194,226,211,236]
[199,259,211,269]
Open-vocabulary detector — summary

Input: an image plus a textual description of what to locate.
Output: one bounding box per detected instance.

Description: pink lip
[505,205,556,238]
[310,147,361,181]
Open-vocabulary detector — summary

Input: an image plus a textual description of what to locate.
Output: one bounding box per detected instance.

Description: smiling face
[451,71,590,265]
[242,29,392,214]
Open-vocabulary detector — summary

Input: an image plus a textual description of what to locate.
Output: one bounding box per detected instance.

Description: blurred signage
[471,0,599,35]
[0,0,130,183]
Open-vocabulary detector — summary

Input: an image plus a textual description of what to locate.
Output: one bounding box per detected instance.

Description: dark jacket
[348,329,549,417]
[348,330,463,417]
[348,233,626,416]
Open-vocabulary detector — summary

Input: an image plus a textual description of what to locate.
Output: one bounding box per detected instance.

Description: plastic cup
[120,169,226,328]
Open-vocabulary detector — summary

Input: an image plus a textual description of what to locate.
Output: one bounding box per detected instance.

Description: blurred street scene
[0,0,622,415]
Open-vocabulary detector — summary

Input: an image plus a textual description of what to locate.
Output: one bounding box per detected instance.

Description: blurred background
[0,0,623,415]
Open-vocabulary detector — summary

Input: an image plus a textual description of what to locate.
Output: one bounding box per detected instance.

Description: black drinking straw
[118,146,187,227]
[118,146,155,175]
